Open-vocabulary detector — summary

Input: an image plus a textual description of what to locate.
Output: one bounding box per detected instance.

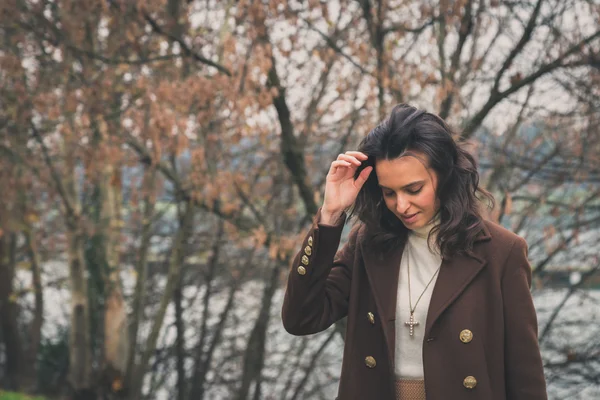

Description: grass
[0,392,46,400]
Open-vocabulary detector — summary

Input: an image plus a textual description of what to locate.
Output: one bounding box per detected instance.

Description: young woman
[281,104,547,400]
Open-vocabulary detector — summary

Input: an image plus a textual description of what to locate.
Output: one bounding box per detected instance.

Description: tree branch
[492,0,545,95]
[462,29,600,139]
[143,13,232,76]
[266,54,319,216]
[30,124,76,220]
[439,0,474,119]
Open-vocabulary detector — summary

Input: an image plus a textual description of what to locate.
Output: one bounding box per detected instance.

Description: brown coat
[282,209,547,400]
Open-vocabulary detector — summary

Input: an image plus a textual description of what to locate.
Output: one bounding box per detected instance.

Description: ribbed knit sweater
[394,221,442,379]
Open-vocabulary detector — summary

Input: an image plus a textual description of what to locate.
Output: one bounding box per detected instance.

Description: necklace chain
[406,242,441,314]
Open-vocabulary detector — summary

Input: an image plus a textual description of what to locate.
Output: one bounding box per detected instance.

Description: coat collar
[360,221,492,370]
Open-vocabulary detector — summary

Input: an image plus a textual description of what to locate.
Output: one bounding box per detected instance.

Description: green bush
[0,391,46,400]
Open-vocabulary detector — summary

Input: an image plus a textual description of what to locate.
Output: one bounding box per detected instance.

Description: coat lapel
[423,253,485,338]
[424,224,492,338]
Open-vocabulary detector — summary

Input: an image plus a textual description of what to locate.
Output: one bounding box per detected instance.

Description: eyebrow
[379,180,425,190]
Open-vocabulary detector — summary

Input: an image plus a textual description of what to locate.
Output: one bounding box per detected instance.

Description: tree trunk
[187,220,226,399]
[63,147,93,397]
[0,232,25,390]
[126,165,157,390]
[130,199,194,399]
[24,229,44,390]
[99,160,129,395]
[67,225,93,397]
[236,263,280,400]
[188,278,240,400]
[174,275,186,400]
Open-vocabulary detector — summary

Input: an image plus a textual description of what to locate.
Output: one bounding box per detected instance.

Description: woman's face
[375,153,439,230]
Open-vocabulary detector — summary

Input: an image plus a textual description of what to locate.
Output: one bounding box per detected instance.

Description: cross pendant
[404,312,419,337]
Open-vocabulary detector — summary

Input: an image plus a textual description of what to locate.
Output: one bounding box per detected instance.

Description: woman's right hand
[321,151,373,225]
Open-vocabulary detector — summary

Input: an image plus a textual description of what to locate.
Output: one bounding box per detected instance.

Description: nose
[396,195,410,214]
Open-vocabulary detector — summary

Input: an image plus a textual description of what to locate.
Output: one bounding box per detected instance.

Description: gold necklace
[404,242,441,337]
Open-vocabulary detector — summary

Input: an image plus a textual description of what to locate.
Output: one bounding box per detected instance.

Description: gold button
[460,329,473,343]
[365,356,376,368]
[301,255,309,265]
[308,236,313,246]
[367,312,375,325]
[297,266,306,275]
[463,376,477,389]
[304,246,312,256]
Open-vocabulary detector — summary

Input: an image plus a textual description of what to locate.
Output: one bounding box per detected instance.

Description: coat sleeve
[502,236,548,399]
[281,208,358,336]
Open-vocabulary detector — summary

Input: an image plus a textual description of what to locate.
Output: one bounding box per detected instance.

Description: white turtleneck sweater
[394,221,442,379]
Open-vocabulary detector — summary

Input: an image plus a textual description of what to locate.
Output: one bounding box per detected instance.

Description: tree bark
[99,158,129,395]
[66,223,93,396]
[0,232,25,390]
[126,165,157,390]
[174,275,186,400]
[61,145,92,397]
[187,220,225,399]
[130,199,194,399]
[236,263,280,400]
[24,228,44,390]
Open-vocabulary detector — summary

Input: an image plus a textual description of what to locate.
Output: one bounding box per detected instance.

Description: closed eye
[406,187,423,195]
[382,187,422,196]
[380,180,425,196]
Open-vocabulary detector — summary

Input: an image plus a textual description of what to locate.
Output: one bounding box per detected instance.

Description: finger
[345,151,368,160]
[330,160,352,172]
[354,166,373,189]
[336,154,362,166]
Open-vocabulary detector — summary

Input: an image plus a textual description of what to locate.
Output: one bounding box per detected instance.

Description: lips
[402,212,418,219]
[400,212,419,224]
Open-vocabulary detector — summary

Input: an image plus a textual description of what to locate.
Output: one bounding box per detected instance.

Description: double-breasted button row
[364,312,376,369]
[459,328,476,389]
[297,235,314,276]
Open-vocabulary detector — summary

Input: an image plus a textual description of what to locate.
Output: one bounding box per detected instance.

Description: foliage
[0,0,598,399]
[0,391,46,400]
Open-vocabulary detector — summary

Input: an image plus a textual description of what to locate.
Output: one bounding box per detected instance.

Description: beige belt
[395,379,426,400]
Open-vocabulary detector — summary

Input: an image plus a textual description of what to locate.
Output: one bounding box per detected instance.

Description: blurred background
[0,0,599,399]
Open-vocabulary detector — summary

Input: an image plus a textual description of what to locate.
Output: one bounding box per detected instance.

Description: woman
[281,104,547,400]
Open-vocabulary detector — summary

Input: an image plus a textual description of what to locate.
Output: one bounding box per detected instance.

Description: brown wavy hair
[350,104,494,259]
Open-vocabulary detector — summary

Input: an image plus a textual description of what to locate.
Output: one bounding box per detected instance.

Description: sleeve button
[367,312,375,325]
[365,356,376,368]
